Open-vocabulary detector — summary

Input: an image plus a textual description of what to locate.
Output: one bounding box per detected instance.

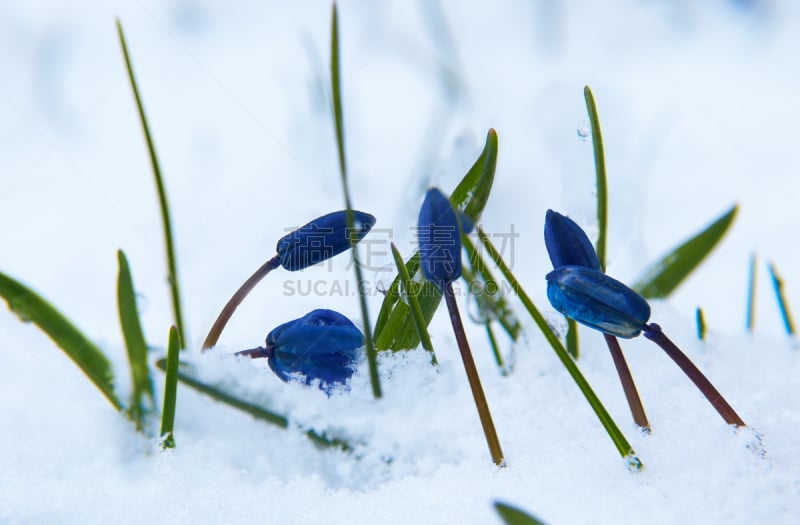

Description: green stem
[444,281,504,466]
[202,256,281,350]
[566,319,579,359]
[331,4,381,398]
[390,243,437,364]
[476,227,641,468]
[117,20,187,348]
[160,326,180,448]
[584,85,607,271]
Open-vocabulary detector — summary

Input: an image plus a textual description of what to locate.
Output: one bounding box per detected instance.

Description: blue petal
[266,308,356,346]
[544,210,601,270]
[276,210,376,271]
[418,188,463,287]
[264,309,364,391]
[546,266,650,338]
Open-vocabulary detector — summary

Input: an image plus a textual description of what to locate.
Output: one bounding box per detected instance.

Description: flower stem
[603,334,650,431]
[202,255,281,350]
[476,227,641,468]
[643,323,745,427]
[444,281,504,466]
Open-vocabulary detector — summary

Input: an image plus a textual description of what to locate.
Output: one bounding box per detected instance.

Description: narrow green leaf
[0,272,122,410]
[330,4,381,398]
[584,86,608,271]
[117,250,154,431]
[117,20,187,348]
[696,307,706,341]
[746,253,757,332]
[476,227,641,468]
[494,502,547,525]
[633,205,738,299]
[451,128,498,222]
[768,262,796,336]
[373,129,499,351]
[154,358,351,451]
[390,243,437,363]
[160,326,180,448]
[566,318,579,359]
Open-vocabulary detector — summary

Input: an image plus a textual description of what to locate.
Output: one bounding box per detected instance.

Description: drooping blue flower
[546,265,651,338]
[418,188,464,287]
[276,210,376,271]
[241,309,364,393]
[544,209,601,270]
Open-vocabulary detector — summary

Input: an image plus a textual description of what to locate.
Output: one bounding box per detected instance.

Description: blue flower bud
[276,210,376,271]
[418,188,463,287]
[544,209,601,270]
[265,309,364,392]
[546,266,651,338]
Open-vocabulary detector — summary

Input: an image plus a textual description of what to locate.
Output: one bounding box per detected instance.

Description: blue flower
[276,210,376,271]
[544,209,601,270]
[418,188,464,287]
[546,266,651,338]
[246,309,364,393]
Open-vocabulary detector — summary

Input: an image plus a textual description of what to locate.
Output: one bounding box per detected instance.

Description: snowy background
[1,0,798,523]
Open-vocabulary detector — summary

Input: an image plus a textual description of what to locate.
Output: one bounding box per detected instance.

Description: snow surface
[1,0,799,523]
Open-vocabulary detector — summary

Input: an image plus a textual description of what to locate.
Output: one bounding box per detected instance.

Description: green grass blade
[117,250,155,430]
[154,358,351,451]
[584,86,608,271]
[494,502,547,525]
[390,243,437,363]
[633,204,738,299]
[696,307,706,341]
[330,4,381,398]
[373,129,499,351]
[476,227,641,468]
[0,272,122,410]
[746,253,757,332]
[160,326,180,448]
[767,262,796,336]
[117,20,187,349]
[566,318,579,359]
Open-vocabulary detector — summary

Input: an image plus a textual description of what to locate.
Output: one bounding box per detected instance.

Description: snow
[1,0,799,523]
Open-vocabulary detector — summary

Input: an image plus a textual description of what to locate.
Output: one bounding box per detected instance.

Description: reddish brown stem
[603,334,650,432]
[235,347,270,359]
[643,323,745,427]
[444,282,504,466]
[202,255,282,351]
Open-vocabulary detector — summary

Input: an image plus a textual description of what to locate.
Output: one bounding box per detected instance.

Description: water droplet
[577,121,591,141]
